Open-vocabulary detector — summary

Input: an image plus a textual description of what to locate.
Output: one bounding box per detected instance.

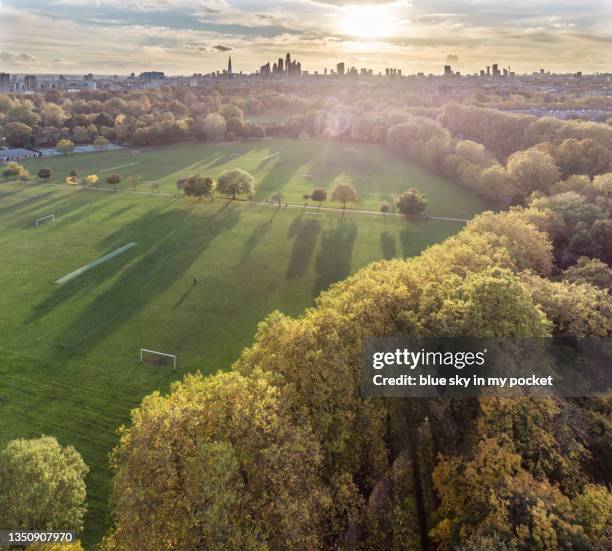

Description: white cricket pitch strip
[100,162,140,173]
[55,242,138,284]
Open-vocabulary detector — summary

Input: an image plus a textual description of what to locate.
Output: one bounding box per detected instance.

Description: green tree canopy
[331,183,357,210]
[4,121,33,147]
[184,174,214,200]
[56,139,75,155]
[216,168,255,199]
[104,372,329,551]
[311,187,327,206]
[0,436,88,531]
[395,188,427,216]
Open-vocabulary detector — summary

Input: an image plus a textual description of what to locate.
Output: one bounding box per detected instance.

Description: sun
[341,5,396,39]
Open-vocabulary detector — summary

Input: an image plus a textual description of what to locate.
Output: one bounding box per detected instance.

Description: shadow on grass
[60,204,240,353]
[0,190,57,219]
[286,216,321,279]
[312,220,357,297]
[100,203,137,222]
[380,230,397,260]
[399,218,429,258]
[27,203,241,357]
[239,207,280,265]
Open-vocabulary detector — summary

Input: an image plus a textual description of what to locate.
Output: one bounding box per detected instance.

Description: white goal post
[35,214,55,226]
[140,348,176,370]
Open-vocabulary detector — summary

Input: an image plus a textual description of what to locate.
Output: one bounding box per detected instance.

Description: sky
[0,0,610,76]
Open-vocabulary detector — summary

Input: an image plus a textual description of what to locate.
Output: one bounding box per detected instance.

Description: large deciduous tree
[507,148,560,195]
[0,436,88,531]
[216,168,254,199]
[395,188,427,216]
[311,187,327,208]
[103,372,330,551]
[184,174,214,201]
[4,121,33,147]
[331,183,357,211]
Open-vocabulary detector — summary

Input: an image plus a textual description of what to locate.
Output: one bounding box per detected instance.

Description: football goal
[140,348,176,370]
[34,214,55,226]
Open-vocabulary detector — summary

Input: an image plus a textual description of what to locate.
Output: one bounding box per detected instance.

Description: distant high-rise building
[0,72,11,91]
[228,56,232,75]
[492,64,500,77]
[444,65,452,77]
[24,75,37,90]
[337,62,345,76]
[139,71,165,83]
[260,62,272,76]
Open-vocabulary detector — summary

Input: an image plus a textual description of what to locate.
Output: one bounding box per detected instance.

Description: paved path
[40,182,470,223]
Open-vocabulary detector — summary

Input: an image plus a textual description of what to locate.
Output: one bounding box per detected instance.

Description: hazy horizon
[1,1,611,76]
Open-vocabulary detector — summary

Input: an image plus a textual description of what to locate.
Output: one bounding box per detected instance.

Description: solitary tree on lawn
[56,139,75,155]
[184,174,214,201]
[331,183,357,212]
[106,173,122,189]
[379,200,391,224]
[311,187,327,208]
[216,168,255,200]
[395,188,427,216]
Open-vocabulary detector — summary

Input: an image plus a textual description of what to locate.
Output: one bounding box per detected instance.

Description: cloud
[1,1,610,75]
[186,42,234,53]
[0,51,37,66]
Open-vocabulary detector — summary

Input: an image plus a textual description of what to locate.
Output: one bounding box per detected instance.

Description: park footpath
[41,181,470,223]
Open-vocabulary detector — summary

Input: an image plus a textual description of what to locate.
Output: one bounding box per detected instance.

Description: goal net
[140,348,176,370]
[35,214,55,226]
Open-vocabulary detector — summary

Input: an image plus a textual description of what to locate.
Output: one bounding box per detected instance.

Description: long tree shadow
[286,216,321,279]
[28,204,241,358]
[0,191,57,219]
[100,203,137,222]
[312,220,358,297]
[398,219,427,258]
[25,204,172,321]
[4,189,112,230]
[54,205,240,355]
[239,207,279,265]
[380,230,397,260]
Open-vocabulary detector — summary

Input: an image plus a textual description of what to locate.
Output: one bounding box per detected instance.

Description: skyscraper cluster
[259,52,302,78]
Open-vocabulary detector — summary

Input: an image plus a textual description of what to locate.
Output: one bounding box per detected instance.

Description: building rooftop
[0,148,39,159]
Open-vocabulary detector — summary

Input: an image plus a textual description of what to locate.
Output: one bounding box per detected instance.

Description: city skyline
[0,1,611,76]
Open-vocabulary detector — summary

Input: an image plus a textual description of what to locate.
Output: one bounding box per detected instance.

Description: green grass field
[22,138,482,219]
[0,139,485,547]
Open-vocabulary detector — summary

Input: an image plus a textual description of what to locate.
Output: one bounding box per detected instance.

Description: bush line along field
[0,138,484,545]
